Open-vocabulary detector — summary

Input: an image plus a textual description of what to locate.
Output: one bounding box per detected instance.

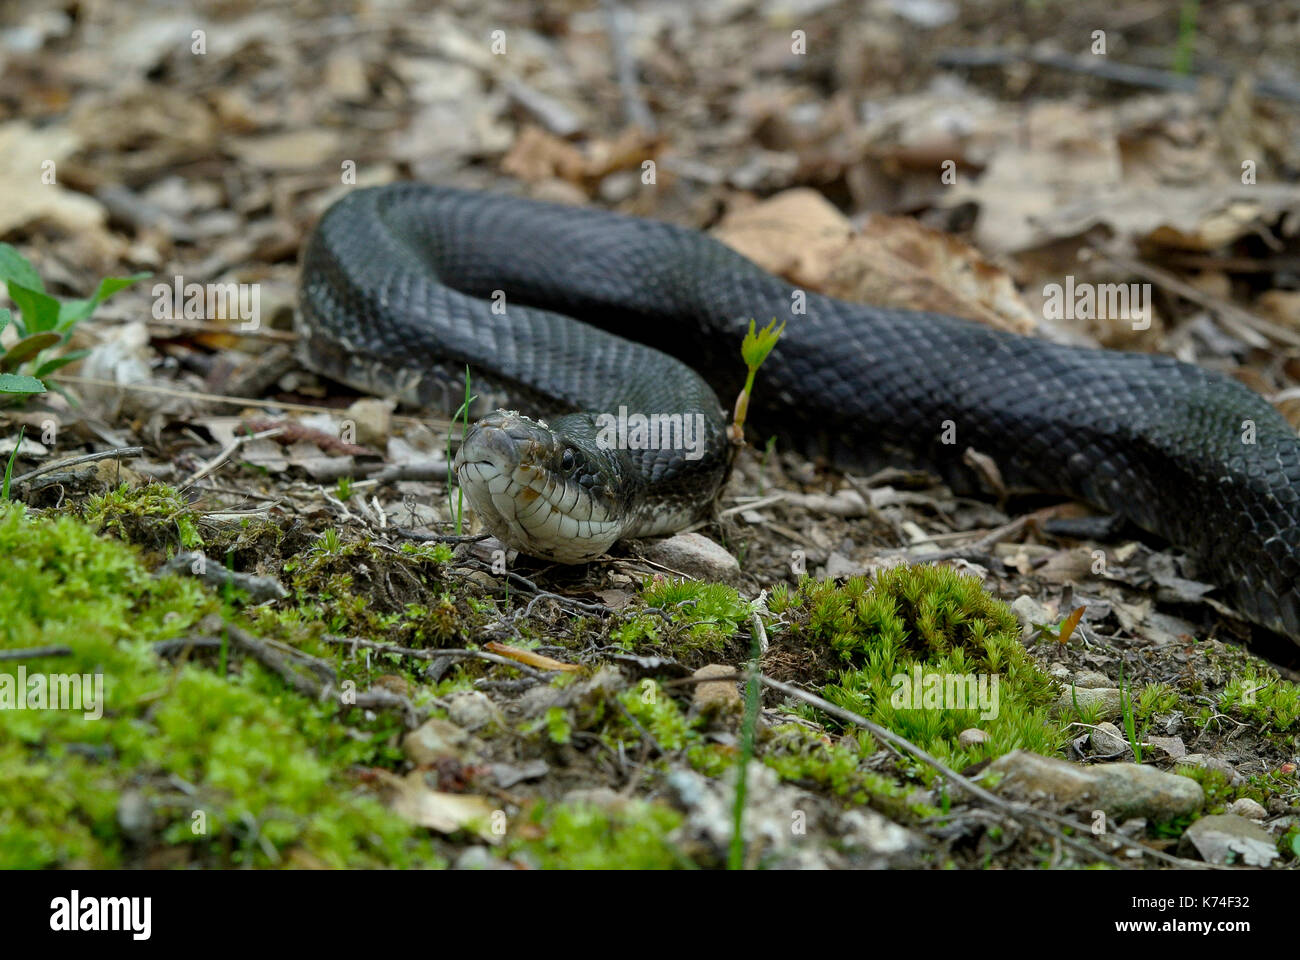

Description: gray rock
[1089,722,1131,758]
[1226,797,1268,821]
[642,532,740,580]
[402,716,478,765]
[1176,754,1243,784]
[1054,686,1125,720]
[1144,736,1186,760]
[445,690,499,731]
[1072,670,1113,689]
[985,749,1203,821]
[692,663,743,715]
[1011,595,1051,637]
[1178,814,1278,866]
[958,728,990,748]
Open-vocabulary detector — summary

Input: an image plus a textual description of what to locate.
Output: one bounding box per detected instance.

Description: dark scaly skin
[299,184,1300,641]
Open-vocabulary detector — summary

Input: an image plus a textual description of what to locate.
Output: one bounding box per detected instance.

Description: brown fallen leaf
[376,769,501,844]
[483,641,583,673]
[1057,606,1086,644]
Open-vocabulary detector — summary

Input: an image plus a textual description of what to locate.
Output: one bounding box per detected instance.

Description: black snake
[298,184,1300,642]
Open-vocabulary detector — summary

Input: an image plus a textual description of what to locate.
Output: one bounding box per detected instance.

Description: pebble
[985,749,1203,820]
[692,664,743,716]
[1225,797,1268,821]
[1178,814,1278,866]
[1054,686,1125,720]
[957,728,990,748]
[642,532,740,580]
[1089,722,1131,758]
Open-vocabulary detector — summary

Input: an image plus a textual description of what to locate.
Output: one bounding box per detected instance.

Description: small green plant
[446,366,475,535]
[0,243,147,400]
[1173,0,1199,75]
[1117,658,1142,763]
[1,425,23,500]
[334,476,354,501]
[731,319,785,438]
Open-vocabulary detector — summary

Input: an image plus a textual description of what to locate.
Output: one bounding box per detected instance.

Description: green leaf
[4,282,60,334]
[0,332,61,372]
[2,425,24,499]
[0,373,47,395]
[741,318,786,371]
[0,243,44,292]
[0,308,10,336]
[56,272,150,331]
[33,349,90,377]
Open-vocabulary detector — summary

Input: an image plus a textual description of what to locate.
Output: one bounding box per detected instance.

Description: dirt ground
[1,0,1299,872]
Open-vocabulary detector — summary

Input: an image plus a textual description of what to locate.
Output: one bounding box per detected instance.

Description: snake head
[453,410,627,562]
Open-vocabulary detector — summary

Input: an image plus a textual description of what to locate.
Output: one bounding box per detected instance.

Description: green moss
[760,724,936,821]
[0,502,440,868]
[768,567,1066,778]
[82,482,202,554]
[505,800,691,870]
[613,578,751,654]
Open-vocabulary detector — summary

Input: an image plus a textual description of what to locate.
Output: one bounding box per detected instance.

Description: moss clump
[82,481,202,555]
[759,724,936,822]
[1216,668,1300,736]
[505,801,691,870]
[0,502,440,868]
[613,578,752,655]
[767,566,1065,777]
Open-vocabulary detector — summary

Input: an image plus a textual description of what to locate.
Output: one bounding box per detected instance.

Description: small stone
[985,749,1203,821]
[1072,670,1112,689]
[692,664,743,715]
[445,691,498,731]
[957,728,990,748]
[1178,814,1278,866]
[344,397,394,447]
[1144,736,1186,760]
[1054,686,1125,720]
[1226,797,1268,821]
[116,789,154,841]
[372,673,410,698]
[1176,754,1242,784]
[454,846,510,871]
[1089,722,1131,758]
[1011,595,1051,637]
[642,532,740,580]
[402,717,474,765]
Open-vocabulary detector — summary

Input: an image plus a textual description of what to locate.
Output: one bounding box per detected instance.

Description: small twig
[906,515,1029,564]
[0,645,73,661]
[320,634,553,680]
[10,446,143,486]
[179,427,285,491]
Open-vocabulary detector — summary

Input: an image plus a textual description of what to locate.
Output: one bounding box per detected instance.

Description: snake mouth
[453,411,622,562]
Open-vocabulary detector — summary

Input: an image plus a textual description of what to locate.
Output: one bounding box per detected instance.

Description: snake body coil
[299,184,1300,641]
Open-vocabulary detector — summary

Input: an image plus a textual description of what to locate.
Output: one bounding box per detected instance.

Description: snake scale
[298,184,1300,643]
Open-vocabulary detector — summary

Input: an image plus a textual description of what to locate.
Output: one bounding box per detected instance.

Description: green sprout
[731,319,786,441]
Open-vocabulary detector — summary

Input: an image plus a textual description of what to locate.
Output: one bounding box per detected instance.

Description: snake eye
[560,448,576,472]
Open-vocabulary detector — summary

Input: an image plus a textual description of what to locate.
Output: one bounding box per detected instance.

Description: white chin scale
[454,417,622,563]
